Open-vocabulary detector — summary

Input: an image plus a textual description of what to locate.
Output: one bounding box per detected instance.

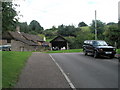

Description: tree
[2,2,18,32]
[57,24,76,37]
[118,20,120,29]
[29,20,44,34]
[43,26,58,39]
[75,30,94,48]
[104,24,120,48]
[19,22,30,33]
[107,22,116,25]
[0,2,2,34]
[78,22,88,27]
[90,20,105,40]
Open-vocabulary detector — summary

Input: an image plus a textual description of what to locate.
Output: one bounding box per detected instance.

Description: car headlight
[98,48,103,52]
[113,48,116,51]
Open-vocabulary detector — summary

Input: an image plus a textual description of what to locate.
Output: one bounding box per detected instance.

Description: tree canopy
[90,20,105,40]
[2,2,18,32]
[78,22,88,27]
[29,20,44,34]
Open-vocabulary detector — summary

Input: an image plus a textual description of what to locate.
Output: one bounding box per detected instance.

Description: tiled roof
[8,31,39,46]
[21,32,44,42]
[2,31,44,46]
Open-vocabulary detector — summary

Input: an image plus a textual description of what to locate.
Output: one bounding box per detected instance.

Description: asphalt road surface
[50,53,119,88]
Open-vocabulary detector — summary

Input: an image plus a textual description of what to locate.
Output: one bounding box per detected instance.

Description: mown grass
[0,51,2,89]
[45,49,83,53]
[2,51,32,88]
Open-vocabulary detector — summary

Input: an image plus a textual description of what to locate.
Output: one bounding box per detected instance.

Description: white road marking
[49,54,76,90]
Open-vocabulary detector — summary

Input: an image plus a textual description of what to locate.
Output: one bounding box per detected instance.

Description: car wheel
[94,51,98,58]
[109,55,114,59]
[84,50,87,56]
[118,57,120,62]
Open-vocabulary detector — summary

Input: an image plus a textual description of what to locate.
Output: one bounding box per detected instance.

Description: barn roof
[50,36,68,43]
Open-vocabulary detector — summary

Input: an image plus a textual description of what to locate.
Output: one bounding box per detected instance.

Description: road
[50,53,119,88]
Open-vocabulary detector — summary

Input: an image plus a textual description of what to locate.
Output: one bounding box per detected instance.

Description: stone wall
[11,40,36,51]
[0,40,7,45]
[11,40,45,51]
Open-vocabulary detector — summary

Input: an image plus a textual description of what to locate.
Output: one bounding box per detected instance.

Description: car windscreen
[92,41,108,46]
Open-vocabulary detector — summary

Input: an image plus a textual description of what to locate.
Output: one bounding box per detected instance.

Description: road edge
[49,54,76,90]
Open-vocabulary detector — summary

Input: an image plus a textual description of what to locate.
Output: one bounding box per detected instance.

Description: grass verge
[2,51,32,88]
[0,51,2,89]
[45,49,83,53]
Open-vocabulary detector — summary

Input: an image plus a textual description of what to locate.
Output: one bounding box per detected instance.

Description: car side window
[92,41,98,46]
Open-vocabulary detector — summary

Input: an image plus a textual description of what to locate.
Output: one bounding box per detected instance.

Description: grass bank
[2,51,32,88]
[45,49,83,53]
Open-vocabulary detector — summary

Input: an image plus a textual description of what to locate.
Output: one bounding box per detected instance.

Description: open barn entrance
[50,36,69,50]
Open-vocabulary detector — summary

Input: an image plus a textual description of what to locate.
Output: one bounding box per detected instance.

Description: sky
[14,0,120,29]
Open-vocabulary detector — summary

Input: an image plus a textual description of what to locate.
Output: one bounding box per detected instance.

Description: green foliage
[29,20,44,34]
[117,49,120,54]
[43,20,119,49]
[43,26,58,39]
[18,21,44,35]
[90,20,106,40]
[118,20,120,29]
[107,22,117,25]
[2,51,32,88]
[2,2,18,32]
[19,22,30,33]
[28,31,38,35]
[78,21,88,27]
[38,34,45,38]
[45,49,83,53]
[57,24,76,37]
[46,38,53,42]
[65,36,76,49]
[65,28,94,49]
[75,30,94,48]
[104,24,120,48]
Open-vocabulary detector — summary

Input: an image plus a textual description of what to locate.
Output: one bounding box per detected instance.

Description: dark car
[83,40,116,58]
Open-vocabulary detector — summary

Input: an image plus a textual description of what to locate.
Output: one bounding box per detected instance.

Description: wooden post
[66,42,69,50]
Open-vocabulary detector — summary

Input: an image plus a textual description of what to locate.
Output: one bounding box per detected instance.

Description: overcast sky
[14,0,119,29]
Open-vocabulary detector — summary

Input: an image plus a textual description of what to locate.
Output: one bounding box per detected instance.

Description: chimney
[44,37,46,41]
[16,26,20,33]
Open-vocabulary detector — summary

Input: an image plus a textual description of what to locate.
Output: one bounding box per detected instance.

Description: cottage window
[7,39,11,43]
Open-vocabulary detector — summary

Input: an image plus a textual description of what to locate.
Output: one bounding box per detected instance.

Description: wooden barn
[50,36,69,50]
